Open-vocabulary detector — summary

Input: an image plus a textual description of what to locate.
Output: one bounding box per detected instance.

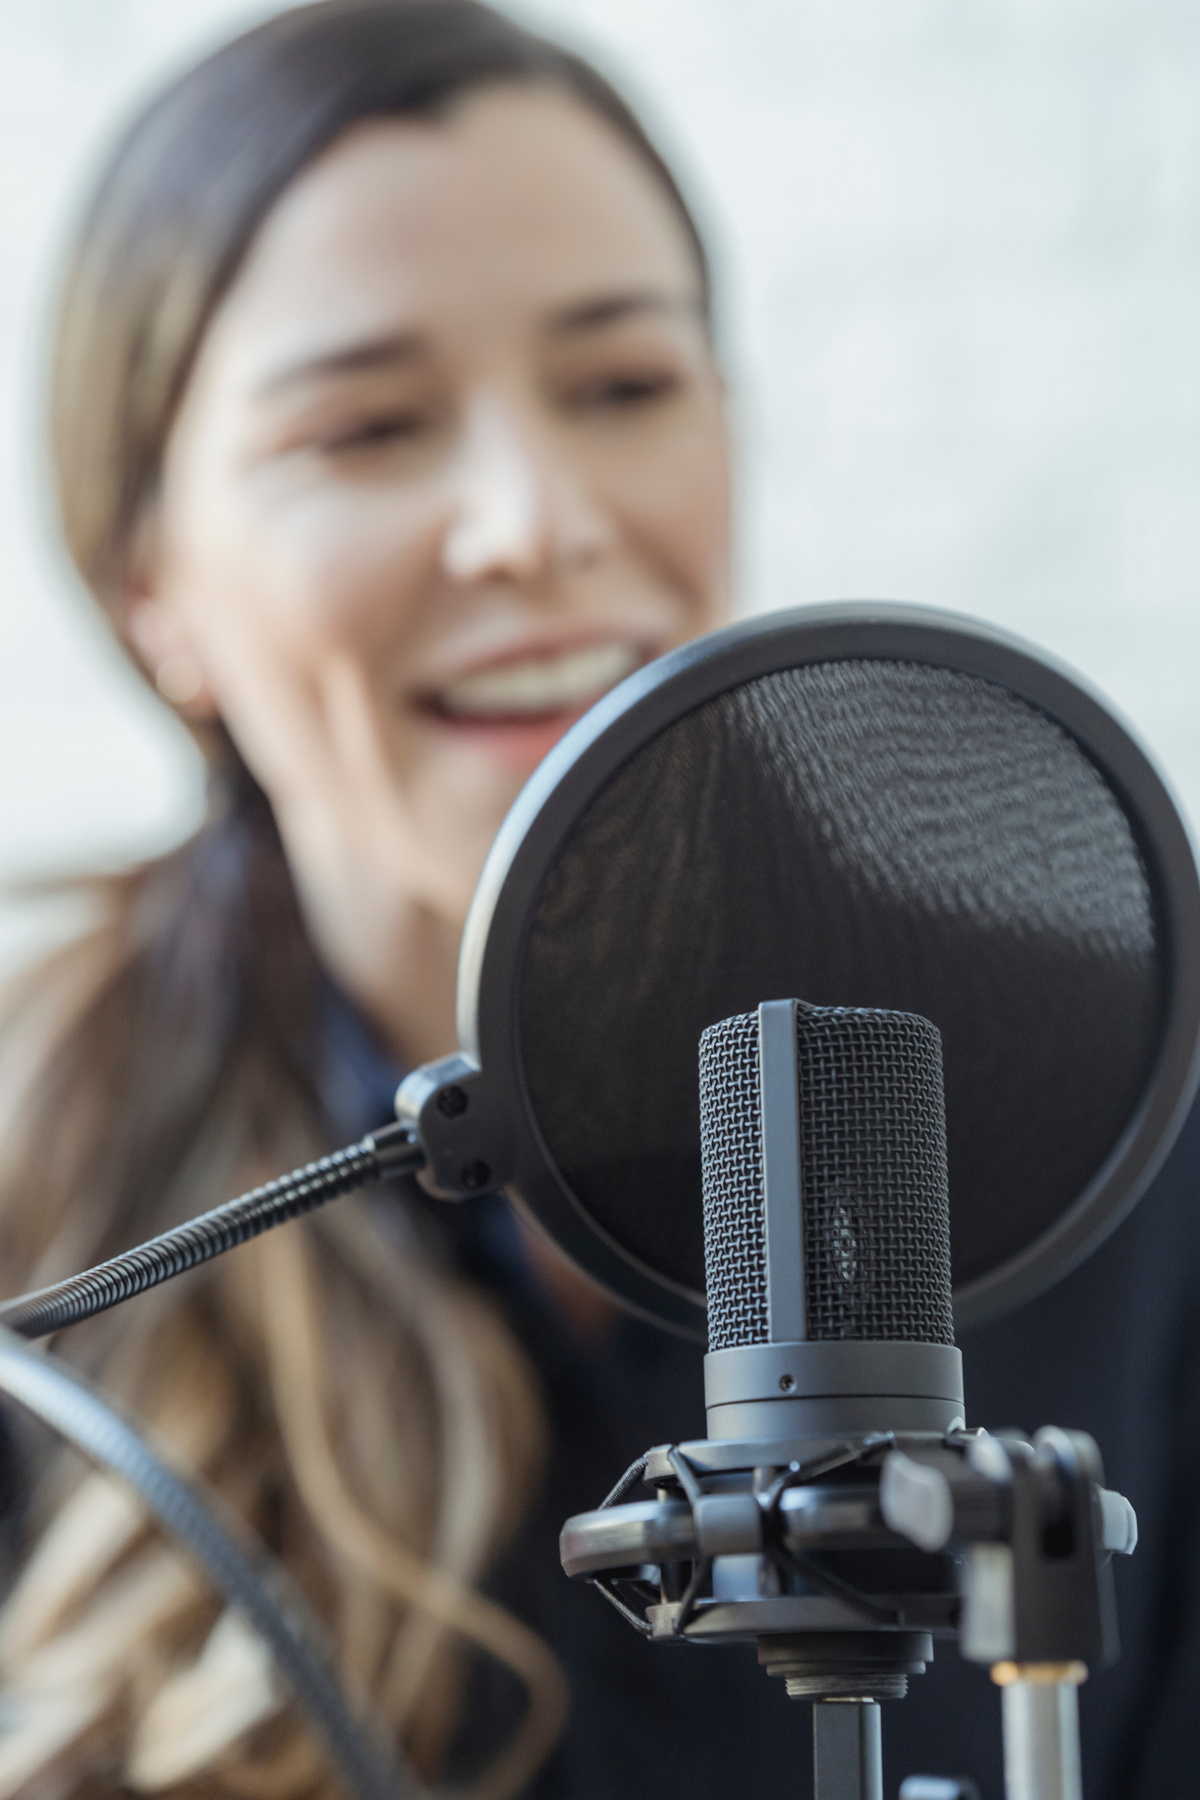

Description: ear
[119,519,220,718]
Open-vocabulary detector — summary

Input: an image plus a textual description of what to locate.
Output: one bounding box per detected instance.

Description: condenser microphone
[560,993,1137,1800]
[698,998,965,1443]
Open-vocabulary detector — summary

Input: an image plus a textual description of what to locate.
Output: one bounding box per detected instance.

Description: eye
[571,369,682,413]
[319,410,432,453]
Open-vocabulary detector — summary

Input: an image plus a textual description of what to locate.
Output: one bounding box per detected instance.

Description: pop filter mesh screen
[517,659,1162,1298]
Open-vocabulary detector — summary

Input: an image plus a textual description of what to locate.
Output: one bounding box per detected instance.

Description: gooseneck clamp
[0,1123,423,1340]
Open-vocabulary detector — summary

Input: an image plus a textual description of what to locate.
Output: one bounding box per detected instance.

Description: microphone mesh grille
[699,1012,769,1347]
[700,1004,954,1351]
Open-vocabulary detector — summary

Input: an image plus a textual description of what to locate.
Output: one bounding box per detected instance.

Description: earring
[155,653,205,707]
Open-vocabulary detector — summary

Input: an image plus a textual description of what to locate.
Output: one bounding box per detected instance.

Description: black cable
[0,1325,418,1800]
[0,1122,424,1341]
[598,1454,648,1511]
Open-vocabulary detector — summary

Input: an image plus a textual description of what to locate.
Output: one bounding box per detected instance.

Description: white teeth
[437,642,641,718]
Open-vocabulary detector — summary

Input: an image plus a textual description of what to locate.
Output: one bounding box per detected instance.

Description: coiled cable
[0,1123,433,1797]
[0,1324,417,1800]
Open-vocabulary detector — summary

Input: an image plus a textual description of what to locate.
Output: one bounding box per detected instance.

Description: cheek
[167,474,444,685]
[613,413,732,624]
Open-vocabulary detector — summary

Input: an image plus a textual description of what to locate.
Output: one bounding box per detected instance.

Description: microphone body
[699,999,963,1442]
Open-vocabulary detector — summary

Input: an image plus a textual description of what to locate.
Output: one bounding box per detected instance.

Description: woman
[0,3,727,1793]
[2,5,1199,1799]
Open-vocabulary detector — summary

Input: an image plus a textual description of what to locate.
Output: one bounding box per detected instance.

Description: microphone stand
[991,1663,1085,1800]
[560,1422,1135,1800]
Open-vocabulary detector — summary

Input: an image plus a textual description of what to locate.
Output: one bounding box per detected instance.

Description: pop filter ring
[458,602,1200,1336]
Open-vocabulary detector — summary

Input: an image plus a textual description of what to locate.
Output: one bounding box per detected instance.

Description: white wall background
[2,0,1199,971]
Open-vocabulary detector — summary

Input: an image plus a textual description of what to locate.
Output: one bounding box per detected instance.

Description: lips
[434,641,642,720]
[416,639,645,773]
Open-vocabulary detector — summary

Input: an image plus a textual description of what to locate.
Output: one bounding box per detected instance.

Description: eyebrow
[255,331,427,397]
[547,288,699,334]
[253,288,699,397]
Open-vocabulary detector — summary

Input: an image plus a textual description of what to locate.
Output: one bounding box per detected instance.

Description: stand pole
[992,1663,1085,1800]
[813,1699,882,1800]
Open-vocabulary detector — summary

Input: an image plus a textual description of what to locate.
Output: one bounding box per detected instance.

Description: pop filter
[444,602,1200,1336]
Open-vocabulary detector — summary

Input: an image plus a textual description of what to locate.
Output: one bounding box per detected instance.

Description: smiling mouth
[426,641,643,723]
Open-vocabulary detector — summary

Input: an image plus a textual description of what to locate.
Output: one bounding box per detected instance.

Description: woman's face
[133,83,730,987]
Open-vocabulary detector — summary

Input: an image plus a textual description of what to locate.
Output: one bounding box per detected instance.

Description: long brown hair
[0,4,710,1794]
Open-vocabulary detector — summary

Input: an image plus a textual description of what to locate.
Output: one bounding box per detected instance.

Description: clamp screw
[460,1160,492,1192]
[779,1373,795,1392]
[436,1086,469,1119]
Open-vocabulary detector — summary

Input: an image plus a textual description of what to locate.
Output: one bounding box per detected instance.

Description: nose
[441,396,612,585]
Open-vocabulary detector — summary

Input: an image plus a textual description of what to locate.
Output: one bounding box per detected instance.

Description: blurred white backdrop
[2,0,1199,972]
